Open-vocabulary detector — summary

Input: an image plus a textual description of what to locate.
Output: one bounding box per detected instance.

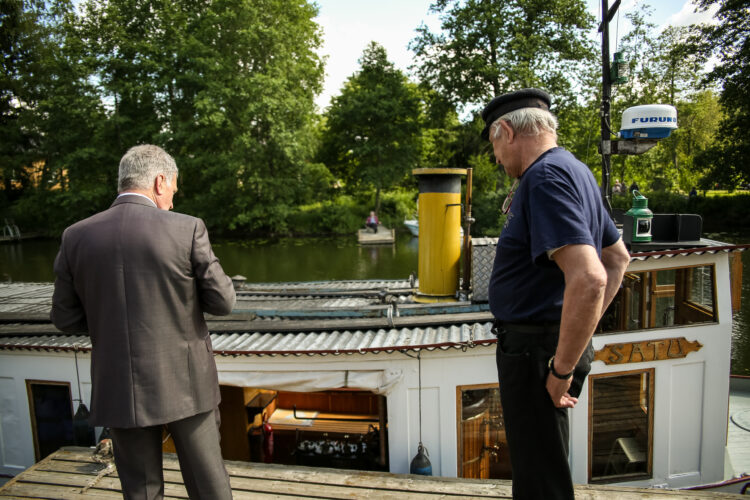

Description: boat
[1,158,748,493]
[1,220,749,492]
[404,219,419,236]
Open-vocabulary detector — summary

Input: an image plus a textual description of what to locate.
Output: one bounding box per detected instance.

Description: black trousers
[111,408,232,500]
[495,326,593,500]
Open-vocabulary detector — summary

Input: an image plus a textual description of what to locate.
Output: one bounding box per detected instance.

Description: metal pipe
[412,168,467,302]
[600,0,615,216]
[462,168,474,294]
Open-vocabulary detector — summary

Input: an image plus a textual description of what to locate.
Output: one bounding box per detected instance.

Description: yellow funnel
[412,168,467,303]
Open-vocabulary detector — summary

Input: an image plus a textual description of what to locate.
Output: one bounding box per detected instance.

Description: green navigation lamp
[626,190,653,243]
[611,52,628,85]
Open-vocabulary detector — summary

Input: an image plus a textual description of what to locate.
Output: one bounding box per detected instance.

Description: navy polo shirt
[488,147,620,323]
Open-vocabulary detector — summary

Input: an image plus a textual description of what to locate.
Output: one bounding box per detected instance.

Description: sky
[312,0,720,111]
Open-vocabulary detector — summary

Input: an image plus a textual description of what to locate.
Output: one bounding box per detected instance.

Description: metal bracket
[599,139,659,156]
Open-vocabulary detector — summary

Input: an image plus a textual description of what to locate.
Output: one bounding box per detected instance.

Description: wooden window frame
[25,380,73,461]
[600,264,717,335]
[588,368,655,483]
[455,382,498,478]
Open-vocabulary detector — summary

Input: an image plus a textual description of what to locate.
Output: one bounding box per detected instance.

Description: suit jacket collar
[111,194,157,209]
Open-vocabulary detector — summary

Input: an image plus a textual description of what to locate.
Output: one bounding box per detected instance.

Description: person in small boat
[481,89,630,500]
[51,145,235,500]
[365,210,379,232]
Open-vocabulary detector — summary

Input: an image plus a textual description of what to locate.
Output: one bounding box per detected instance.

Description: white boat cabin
[0,240,744,490]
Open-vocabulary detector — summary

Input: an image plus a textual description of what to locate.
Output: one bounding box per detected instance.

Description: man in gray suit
[51,145,235,499]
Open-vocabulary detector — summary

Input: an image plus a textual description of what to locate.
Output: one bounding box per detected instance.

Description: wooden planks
[1,447,745,499]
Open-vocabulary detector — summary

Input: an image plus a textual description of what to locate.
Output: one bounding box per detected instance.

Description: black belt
[493,320,560,335]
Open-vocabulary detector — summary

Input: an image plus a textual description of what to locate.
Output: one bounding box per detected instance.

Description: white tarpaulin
[218,369,403,395]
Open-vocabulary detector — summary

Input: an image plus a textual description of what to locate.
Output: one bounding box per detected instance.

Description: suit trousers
[495,327,593,500]
[111,409,232,500]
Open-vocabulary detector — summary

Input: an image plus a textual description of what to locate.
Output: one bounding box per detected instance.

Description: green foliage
[409,0,597,110]
[288,195,364,235]
[0,0,111,225]
[692,0,750,187]
[467,150,511,237]
[611,189,750,229]
[472,190,506,237]
[287,189,417,235]
[3,0,325,234]
[2,0,741,239]
[10,184,112,232]
[319,42,422,213]
[417,86,462,170]
[377,189,418,229]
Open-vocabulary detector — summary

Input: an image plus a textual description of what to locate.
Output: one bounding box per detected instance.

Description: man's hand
[546,373,578,408]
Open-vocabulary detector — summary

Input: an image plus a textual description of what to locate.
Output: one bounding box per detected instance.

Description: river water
[3,231,749,374]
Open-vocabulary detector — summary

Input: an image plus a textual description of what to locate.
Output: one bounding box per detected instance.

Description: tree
[692,0,750,187]
[0,0,111,229]
[409,0,597,111]
[320,42,422,213]
[674,91,723,190]
[75,0,325,233]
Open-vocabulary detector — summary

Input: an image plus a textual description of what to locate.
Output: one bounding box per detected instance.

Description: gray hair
[118,145,178,192]
[490,107,558,141]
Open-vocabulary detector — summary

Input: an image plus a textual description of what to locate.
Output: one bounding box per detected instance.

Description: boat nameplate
[594,337,702,365]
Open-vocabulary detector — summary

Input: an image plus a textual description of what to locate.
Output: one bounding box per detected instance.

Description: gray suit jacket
[50,196,236,428]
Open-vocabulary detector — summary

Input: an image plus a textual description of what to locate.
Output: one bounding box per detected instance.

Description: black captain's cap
[480,88,551,140]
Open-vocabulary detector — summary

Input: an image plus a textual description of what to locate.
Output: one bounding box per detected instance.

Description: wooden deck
[357,226,395,245]
[0,447,744,499]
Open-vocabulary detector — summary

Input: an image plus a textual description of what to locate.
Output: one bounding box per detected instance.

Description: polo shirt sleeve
[528,179,596,265]
[602,216,621,248]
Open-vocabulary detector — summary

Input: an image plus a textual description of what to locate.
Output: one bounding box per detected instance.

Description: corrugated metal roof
[240,279,412,293]
[235,296,376,310]
[0,322,496,356]
[0,334,90,350]
[630,242,750,261]
[470,238,750,262]
[0,283,53,314]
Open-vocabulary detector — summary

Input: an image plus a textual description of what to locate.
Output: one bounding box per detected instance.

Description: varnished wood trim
[455,382,498,477]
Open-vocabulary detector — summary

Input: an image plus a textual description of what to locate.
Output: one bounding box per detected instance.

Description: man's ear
[154,174,166,195]
[501,121,515,143]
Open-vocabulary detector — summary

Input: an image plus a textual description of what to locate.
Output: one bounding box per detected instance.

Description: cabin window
[210,386,387,472]
[456,384,511,480]
[589,369,654,483]
[26,380,75,461]
[600,264,716,333]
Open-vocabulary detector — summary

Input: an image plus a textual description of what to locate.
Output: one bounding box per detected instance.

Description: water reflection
[0,239,59,282]
[706,232,750,375]
[210,234,418,283]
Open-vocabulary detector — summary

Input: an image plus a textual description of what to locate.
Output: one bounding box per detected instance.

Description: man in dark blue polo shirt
[481,89,630,499]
